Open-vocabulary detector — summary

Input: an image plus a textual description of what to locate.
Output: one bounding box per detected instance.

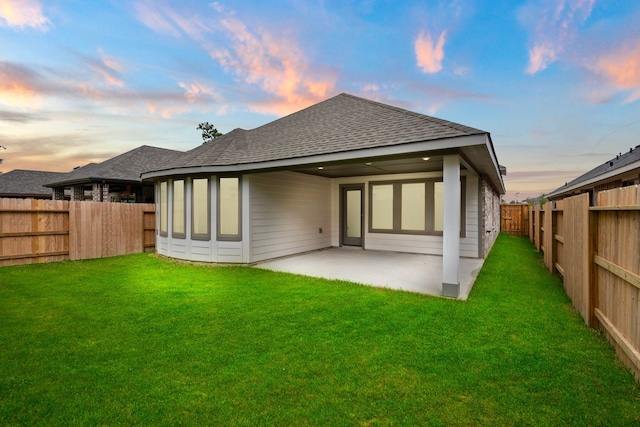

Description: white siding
[332,171,481,258]
[250,171,332,262]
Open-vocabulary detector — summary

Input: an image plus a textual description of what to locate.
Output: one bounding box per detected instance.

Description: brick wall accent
[92,183,110,202]
[481,178,501,257]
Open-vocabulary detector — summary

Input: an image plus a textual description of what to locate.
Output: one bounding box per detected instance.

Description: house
[141,93,505,297]
[0,169,69,199]
[547,145,640,204]
[46,145,182,203]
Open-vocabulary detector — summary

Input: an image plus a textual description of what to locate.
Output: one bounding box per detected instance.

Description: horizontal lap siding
[251,172,332,263]
[217,241,243,263]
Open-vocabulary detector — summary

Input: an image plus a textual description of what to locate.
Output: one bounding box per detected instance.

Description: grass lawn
[1,234,639,425]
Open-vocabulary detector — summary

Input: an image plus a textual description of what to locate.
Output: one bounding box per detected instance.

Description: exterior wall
[250,171,332,262]
[156,172,331,264]
[481,177,501,257]
[331,171,481,258]
[155,169,488,264]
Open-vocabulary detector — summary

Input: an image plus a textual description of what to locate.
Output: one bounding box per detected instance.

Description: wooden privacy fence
[500,204,530,235]
[529,186,640,382]
[0,198,155,267]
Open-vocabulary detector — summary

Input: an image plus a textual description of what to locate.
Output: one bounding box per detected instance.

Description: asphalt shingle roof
[47,145,183,186]
[550,145,640,196]
[0,170,68,197]
[152,93,487,172]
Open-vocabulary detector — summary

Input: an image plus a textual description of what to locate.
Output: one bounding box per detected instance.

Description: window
[217,177,241,241]
[434,182,444,232]
[371,184,393,230]
[401,182,426,231]
[369,178,465,235]
[172,179,185,238]
[159,181,167,236]
[192,178,210,240]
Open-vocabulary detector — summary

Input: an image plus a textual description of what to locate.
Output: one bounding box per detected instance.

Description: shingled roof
[149,93,488,173]
[548,145,640,199]
[46,145,182,187]
[0,169,68,198]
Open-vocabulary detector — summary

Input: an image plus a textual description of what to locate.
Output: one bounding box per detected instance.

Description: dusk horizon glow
[1,0,639,202]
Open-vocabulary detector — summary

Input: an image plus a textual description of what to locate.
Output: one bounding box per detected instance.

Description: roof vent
[609,161,614,167]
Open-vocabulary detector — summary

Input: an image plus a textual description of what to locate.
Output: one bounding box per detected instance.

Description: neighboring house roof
[0,169,68,198]
[46,145,183,187]
[143,93,505,193]
[548,145,640,199]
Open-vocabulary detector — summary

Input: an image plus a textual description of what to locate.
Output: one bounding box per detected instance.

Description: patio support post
[442,154,461,297]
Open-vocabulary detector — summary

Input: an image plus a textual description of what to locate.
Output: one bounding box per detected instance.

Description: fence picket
[0,198,155,266]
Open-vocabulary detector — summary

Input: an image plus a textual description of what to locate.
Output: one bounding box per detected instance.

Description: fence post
[543,202,553,271]
[588,209,599,329]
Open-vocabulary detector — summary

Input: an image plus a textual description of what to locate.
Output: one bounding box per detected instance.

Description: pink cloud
[588,41,640,103]
[0,0,49,30]
[85,50,125,88]
[210,7,337,114]
[134,1,337,116]
[522,0,595,74]
[0,61,46,108]
[415,30,446,74]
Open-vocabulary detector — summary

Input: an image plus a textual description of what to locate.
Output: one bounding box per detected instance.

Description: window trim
[216,176,242,242]
[191,177,211,241]
[368,177,466,237]
[172,179,186,239]
[159,181,168,237]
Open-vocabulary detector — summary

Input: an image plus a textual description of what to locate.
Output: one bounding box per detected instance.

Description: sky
[1,0,639,202]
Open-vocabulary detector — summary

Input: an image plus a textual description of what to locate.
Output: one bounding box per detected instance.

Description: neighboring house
[0,169,69,199]
[46,145,182,203]
[548,145,640,204]
[141,93,506,297]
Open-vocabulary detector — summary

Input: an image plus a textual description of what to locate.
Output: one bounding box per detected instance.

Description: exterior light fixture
[317,166,324,170]
[422,157,430,161]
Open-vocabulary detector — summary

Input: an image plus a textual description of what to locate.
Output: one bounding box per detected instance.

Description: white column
[442,154,461,297]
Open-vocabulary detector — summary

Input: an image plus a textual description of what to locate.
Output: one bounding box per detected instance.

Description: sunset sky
[1,0,639,201]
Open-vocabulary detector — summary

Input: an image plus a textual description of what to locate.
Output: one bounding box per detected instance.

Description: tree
[197,122,222,143]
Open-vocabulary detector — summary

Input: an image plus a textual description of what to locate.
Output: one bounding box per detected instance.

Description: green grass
[1,234,639,425]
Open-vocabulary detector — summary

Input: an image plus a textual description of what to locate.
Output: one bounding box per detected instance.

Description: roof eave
[547,159,640,199]
[142,134,492,180]
[45,177,146,187]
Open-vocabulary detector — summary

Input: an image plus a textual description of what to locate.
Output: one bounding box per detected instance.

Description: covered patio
[254,247,485,300]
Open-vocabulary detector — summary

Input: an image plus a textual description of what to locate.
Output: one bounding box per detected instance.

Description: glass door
[341,185,363,246]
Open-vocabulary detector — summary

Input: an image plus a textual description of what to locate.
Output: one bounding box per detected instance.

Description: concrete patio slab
[254,247,485,300]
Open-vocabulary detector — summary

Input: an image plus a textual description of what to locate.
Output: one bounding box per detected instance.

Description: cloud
[82,50,126,88]
[587,41,640,103]
[134,1,338,116]
[415,30,446,74]
[0,0,49,30]
[521,0,595,74]
[0,61,47,108]
[209,4,337,114]
[0,134,119,172]
[0,110,45,123]
[0,58,223,119]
